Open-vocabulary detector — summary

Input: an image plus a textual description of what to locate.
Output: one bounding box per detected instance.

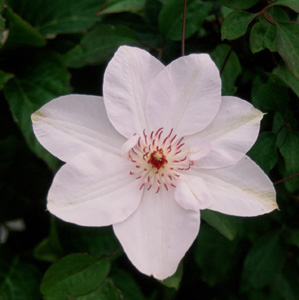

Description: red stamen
[143,130,147,144]
[170,134,177,144]
[176,137,184,145]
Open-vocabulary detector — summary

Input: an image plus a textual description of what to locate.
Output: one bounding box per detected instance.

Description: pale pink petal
[175,175,213,211]
[103,46,164,138]
[187,96,263,169]
[146,53,221,136]
[47,151,142,226]
[188,138,211,161]
[113,188,200,280]
[120,135,139,158]
[190,156,278,216]
[32,94,125,162]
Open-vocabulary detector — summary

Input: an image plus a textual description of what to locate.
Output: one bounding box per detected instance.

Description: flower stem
[182,0,187,56]
[274,172,299,185]
[220,42,235,75]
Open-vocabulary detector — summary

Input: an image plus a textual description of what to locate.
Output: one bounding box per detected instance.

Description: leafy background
[0,0,298,299]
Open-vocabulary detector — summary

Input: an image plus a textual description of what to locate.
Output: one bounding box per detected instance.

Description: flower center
[147,148,167,170]
[129,128,193,193]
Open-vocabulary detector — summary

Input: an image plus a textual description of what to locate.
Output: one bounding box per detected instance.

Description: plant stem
[274,173,299,185]
[182,0,187,56]
[220,42,235,75]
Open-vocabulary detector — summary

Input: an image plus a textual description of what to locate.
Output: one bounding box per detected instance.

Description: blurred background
[0,0,298,299]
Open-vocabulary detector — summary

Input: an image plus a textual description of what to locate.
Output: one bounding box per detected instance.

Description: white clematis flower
[31,46,277,280]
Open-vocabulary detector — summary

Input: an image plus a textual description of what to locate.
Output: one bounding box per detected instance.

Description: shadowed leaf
[222,10,256,41]
[276,22,299,79]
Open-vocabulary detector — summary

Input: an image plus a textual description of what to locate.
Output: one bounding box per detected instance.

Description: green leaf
[194,224,238,286]
[252,74,289,113]
[273,0,299,13]
[271,270,299,300]
[40,254,111,300]
[221,10,256,41]
[273,64,299,97]
[211,44,241,95]
[247,132,278,174]
[201,210,237,240]
[0,248,41,300]
[3,52,71,171]
[279,131,299,192]
[272,110,297,147]
[276,22,299,79]
[219,0,259,9]
[159,0,213,41]
[269,5,292,21]
[6,0,105,35]
[63,24,139,68]
[34,217,63,262]
[250,18,277,53]
[250,7,289,53]
[161,263,183,290]
[0,70,13,91]
[77,279,122,300]
[110,269,147,300]
[1,6,45,50]
[241,231,286,289]
[33,238,62,263]
[58,225,120,257]
[98,0,146,14]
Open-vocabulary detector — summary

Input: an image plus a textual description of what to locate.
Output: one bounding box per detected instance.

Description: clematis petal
[47,151,143,226]
[146,53,221,136]
[188,96,263,169]
[188,138,211,161]
[103,46,164,138]
[113,188,200,280]
[32,94,125,162]
[191,156,277,216]
[175,175,213,211]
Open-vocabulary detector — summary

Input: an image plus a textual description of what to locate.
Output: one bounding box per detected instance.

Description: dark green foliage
[1,6,46,50]
[0,247,42,300]
[0,0,298,299]
[159,0,213,41]
[252,73,289,113]
[110,268,147,300]
[194,224,239,286]
[63,24,139,68]
[40,254,121,300]
[0,0,5,42]
[0,70,13,91]
[98,0,146,14]
[279,131,299,192]
[221,10,256,41]
[201,210,238,240]
[276,22,299,78]
[211,44,241,95]
[273,64,299,97]
[6,0,106,34]
[219,0,259,9]
[241,231,286,289]
[3,52,70,171]
[273,0,299,13]
[250,16,277,53]
[248,132,278,174]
